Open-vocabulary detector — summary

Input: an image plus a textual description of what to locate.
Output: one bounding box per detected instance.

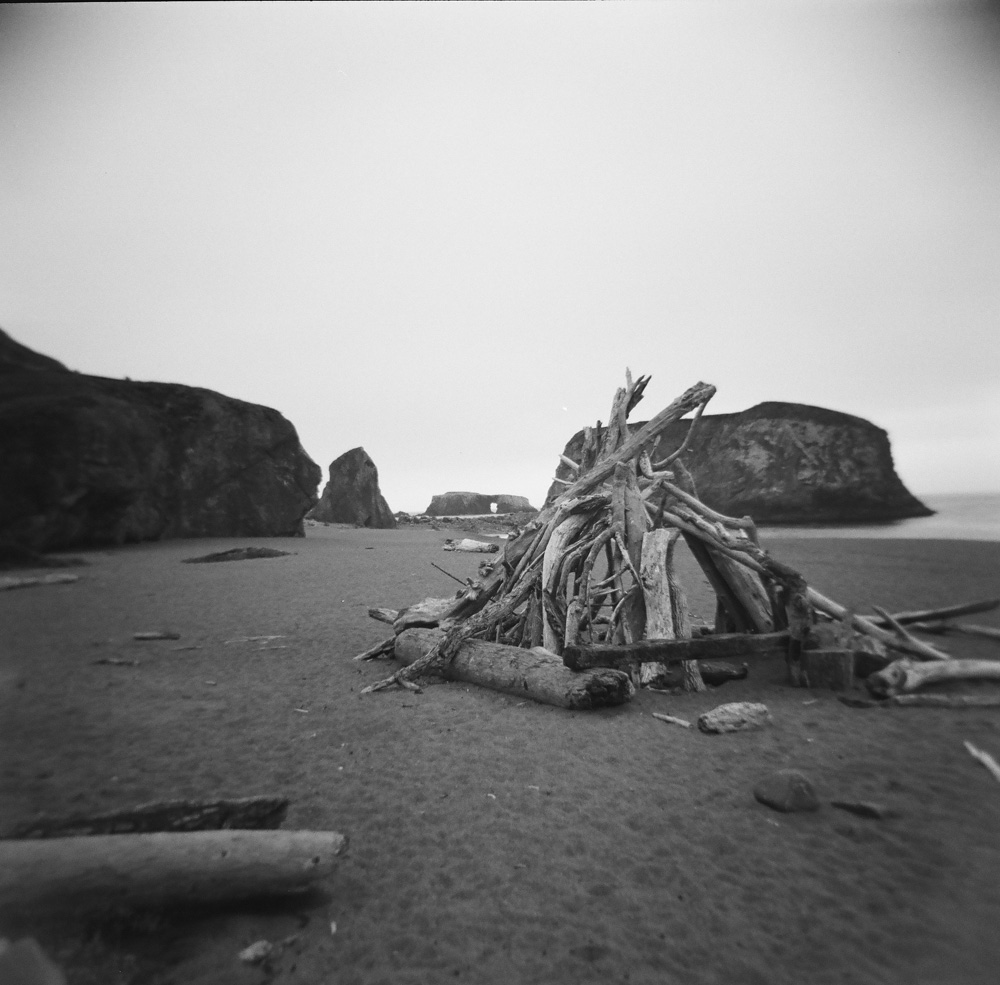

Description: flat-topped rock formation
[424,492,538,517]
[547,402,931,525]
[308,447,396,528]
[0,328,321,551]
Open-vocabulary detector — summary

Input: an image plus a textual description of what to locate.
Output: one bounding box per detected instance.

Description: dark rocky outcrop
[424,492,537,516]
[0,328,321,551]
[308,447,396,528]
[547,402,931,524]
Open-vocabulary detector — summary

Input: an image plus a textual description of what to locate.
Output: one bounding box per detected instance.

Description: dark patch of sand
[2,527,1000,984]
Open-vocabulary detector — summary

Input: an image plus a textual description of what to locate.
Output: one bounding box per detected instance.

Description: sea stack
[308,447,396,528]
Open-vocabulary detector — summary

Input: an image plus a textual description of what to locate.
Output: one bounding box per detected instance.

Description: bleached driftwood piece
[0,830,345,912]
[443,539,499,554]
[542,514,592,653]
[368,607,399,625]
[652,712,691,728]
[866,658,1000,699]
[394,628,633,710]
[964,741,1000,784]
[639,529,704,690]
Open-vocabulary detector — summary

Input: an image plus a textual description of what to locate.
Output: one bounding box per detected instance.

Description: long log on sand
[866,658,1000,699]
[395,628,634,710]
[563,631,790,671]
[0,830,346,913]
[870,598,1000,627]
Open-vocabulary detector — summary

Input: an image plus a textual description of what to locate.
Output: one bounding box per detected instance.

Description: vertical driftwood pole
[542,514,591,653]
[612,462,649,650]
[667,531,704,691]
[639,529,704,690]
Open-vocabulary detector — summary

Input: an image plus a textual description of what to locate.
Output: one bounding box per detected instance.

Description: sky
[1,1,998,514]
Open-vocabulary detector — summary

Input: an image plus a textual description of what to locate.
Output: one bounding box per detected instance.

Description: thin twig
[653,397,708,469]
[652,712,692,728]
[431,561,466,587]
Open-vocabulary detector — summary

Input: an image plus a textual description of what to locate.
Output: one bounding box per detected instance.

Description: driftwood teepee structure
[359,374,950,707]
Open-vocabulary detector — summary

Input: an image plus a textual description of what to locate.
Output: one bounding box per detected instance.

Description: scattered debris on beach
[356,372,996,711]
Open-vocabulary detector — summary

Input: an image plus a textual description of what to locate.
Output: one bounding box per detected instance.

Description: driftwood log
[395,628,634,710]
[0,830,346,913]
[866,658,1000,699]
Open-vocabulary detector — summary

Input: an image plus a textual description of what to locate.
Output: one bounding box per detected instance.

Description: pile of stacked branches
[358,374,950,710]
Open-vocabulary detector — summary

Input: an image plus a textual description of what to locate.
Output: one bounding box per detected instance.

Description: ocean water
[758,492,1000,542]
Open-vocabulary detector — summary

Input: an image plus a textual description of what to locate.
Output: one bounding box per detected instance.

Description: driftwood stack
[359,373,957,709]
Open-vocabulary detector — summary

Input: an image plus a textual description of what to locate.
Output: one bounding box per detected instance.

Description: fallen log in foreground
[0,830,345,913]
[395,628,634,710]
[562,631,790,672]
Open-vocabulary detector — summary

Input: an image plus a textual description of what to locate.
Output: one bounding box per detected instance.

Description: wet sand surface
[2,525,1000,984]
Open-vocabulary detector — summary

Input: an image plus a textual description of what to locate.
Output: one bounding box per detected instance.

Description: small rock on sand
[697,702,771,734]
[753,770,820,813]
[238,940,273,965]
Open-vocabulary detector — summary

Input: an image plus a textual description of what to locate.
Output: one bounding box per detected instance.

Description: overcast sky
[2,1,998,513]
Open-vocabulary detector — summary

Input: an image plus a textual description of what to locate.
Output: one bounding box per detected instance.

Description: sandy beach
[3,524,1000,985]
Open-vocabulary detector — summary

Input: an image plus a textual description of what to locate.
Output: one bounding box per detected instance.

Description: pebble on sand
[753,770,820,813]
